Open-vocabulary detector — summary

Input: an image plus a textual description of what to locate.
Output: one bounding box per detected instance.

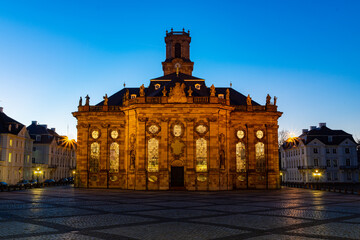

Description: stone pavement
[0,186,359,240]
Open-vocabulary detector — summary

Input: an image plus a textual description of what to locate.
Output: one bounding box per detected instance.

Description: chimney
[32,121,37,125]
[0,107,3,113]
[302,129,308,134]
[51,128,56,132]
[319,122,326,128]
[40,124,48,129]
[310,126,317,130]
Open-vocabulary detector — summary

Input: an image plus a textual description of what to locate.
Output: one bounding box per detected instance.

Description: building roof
[27,122,75,149]
[0,110,25,135]
[96,72,260,106]
[295,125,355,147]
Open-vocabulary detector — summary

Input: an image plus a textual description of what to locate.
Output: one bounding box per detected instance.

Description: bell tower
[162,29,194,76]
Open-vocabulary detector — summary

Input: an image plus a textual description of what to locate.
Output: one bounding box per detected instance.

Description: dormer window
[131,94,137,99]
[36,135,41,141]
[218,94,224,99]
[195,84,201,90]
[328,136,332,142]
[155,84,161,90]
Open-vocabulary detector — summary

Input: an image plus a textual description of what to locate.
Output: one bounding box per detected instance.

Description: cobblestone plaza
[0,186,359,239]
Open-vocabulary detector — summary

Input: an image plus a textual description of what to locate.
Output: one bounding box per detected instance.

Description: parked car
[58,178,68,183]
[0,182,8,187]
[68,177,74,183]
[29,179,38,186]
[44,179,55,184]
[17,180,30,187]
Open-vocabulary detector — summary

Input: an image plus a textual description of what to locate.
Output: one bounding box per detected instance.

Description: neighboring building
[73,30,283,190]
[280,123,359,183]
[27,121,76,181]
[0,107,33,184]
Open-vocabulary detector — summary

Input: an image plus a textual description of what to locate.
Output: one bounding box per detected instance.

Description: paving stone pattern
[0,186,359,239]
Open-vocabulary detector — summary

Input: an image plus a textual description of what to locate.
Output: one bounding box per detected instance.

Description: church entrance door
[171,166,184,188]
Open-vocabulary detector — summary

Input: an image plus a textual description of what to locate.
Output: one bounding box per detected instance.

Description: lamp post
[312,169,321,189]
[34,168,42,187]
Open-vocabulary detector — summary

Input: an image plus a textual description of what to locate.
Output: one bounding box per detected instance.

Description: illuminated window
[196,138,207,172]
[195,84,201,90]
[131,94,137,99]
[155,84,161,90]
[236,142,246,172]
[9,139,12,147]
[148,138,159,172]
[255,142,265,171]
[109,142,119,173]
[218,94,224,99]
[173,125,182,137]
[8,153,12,162]
[89,142,100,172]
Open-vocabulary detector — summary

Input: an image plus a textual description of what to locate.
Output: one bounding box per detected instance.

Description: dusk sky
[0,1,359,140]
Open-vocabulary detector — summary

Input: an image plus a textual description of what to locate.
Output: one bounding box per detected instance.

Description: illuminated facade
[0,107,33,184]
[73,30,282,190]
[280,123,359,183]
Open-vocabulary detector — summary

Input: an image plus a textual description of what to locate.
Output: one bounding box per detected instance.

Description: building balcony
[339,165,359,170]
[298,166,327,170]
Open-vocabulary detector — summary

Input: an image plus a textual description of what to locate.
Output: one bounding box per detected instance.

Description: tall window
[236,142,246,172]
[175,43,181,58]
[314,159,319,166]
[8,153,12,163]
[148,138,159,172]
[333,159,338,167]
[90,142,100,172]
[255,142,265,171]
[346,159,350,166]
[109,142,119,173]
[196,138,207,172]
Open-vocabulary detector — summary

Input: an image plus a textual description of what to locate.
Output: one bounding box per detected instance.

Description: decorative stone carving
[160,117,170,122]
[206,116,217,122]
[168,82,187,103]
[247,94,252,106]
[185,118,196,122]
[219,149,225,169]
[171,160,184,167]
[138,117,148,122]
[125,89,129,99]
[101,123,109,128]
[162,87,167,97]
[85,95,90,106]
[103,94,108,106]
[130,150,135,169]
[170,139,185,159]
[210,84,216,96]
[266,94,271,105]
[79,97,82,107]
[226,89,230,100]
[140,84,145,97]
[274,96,277,105]
[188,86,193,97]
[218,133,225,144]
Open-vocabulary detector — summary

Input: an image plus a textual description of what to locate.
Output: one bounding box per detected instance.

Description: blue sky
[0,0,359,140]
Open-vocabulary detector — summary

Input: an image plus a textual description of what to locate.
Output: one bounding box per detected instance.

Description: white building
[27,121,76,181]
[280,123,359,183]
[0,107,33,184]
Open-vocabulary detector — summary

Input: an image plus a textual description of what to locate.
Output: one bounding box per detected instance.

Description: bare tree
[278,129,290,148]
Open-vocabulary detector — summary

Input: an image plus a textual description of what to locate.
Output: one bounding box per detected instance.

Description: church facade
[73,30,282,190]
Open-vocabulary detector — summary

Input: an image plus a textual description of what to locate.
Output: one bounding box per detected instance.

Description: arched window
[90,142,100,172]
[109,142,119,173]
[196,138,207,172]
[148,138,159,172]
[255,142,265,171]
[175,43,181,58]
[236,142,246,172]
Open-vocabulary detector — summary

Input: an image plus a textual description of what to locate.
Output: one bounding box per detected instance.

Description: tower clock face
[174,63,181,69]
[256,130,264,139]
[111,130,118,139]
[92,130,99,139]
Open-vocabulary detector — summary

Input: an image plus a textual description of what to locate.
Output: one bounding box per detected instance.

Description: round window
[111,130,118,139]
[256,130,264,139]
[173,125,182,137]
[237,130,245,139]
[91,130,99,139]
[149,125,159,134]
[196,125,207,134]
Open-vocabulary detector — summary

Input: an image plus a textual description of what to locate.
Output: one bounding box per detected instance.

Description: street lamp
[34,168,43,187]
[312,169,322,189]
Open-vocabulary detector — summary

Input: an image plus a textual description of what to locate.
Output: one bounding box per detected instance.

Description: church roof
[0,111,25,135]
[96,72,260,106]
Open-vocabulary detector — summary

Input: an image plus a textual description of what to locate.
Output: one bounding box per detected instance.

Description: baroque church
[73,29,282,190]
